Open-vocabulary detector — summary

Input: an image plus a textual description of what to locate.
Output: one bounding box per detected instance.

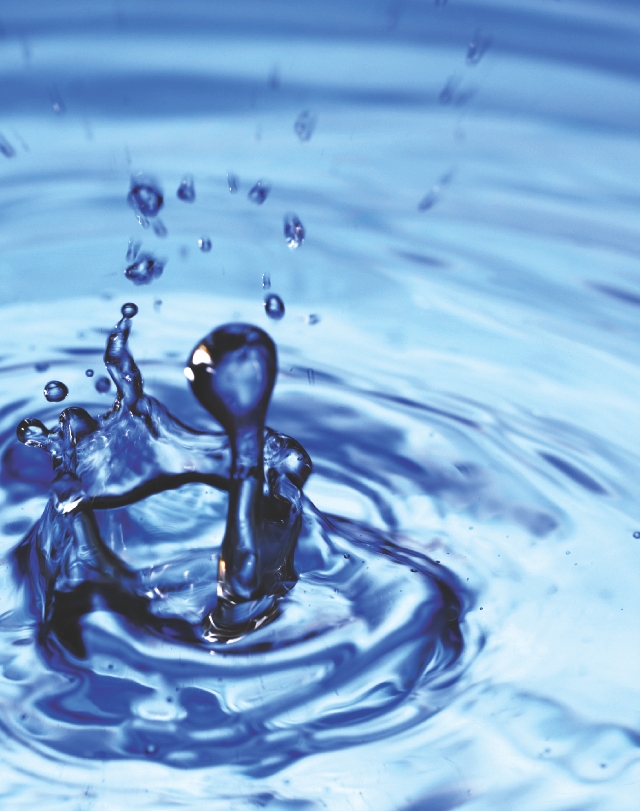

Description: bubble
[85,369,94,377]
[43,381,68,403]
[227,173,238,193]
[176,174,195,202]
[121,302,139,318]
[248,181,270,205]
[198,238,212,252]
[294,110,316,142]
[264,294,285,320]
[95,376,111,394]
[125,253,165,286]
[127,175,163,218]
[284,214,305,249]
[634,531,640,539]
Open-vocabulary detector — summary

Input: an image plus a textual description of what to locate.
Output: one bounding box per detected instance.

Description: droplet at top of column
[186,324,276,438]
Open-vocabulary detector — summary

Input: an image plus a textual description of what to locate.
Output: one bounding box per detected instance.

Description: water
[0,1,638,809]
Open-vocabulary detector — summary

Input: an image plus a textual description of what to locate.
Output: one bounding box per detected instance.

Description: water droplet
[466,30,491,65]
[43,381,68,403]
[566,550,571,555]
[633,531,640,539]
[177,174,195,202]
[306,314,320,325]
[121,302,138,318]
[152,218,168,238]
[34,362,49,372]
[0,133,16,159]
[294,110,316,142]
[127,174,163,220]
[264,294,285,320]
[262,274,271,290]
[126,239,141,262]
[95,376,111,394]
[198,238,212,252]
[307,369,315,385]
[284,214,305,249]
[85,369,94,377]
[154,298,163,312]
[125,252,165,285]
[49,87,65,114]
[227,173,238,193]
[248,181,270,205]
[145,743,157,755]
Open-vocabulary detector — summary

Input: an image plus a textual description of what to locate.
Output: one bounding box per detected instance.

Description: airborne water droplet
[125,253,165,285]
[294,110,316,142]
[248,181,270,205]
[85,369,94,377]
[262,274,271,290]
[633,531,640,539]
[264,294,285,320]
[127,174,163,220]
[466,29,491,65]
[198,238,212,252]
[284,214,305,249]
[95,376,111,393]
[0,133,16,159]
[121,302,138,318]
[227,173,238,193]
[176,174,195,202]
[43,381,68,403]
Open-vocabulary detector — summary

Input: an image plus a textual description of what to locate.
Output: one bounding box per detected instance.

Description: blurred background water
[0,1,639,809]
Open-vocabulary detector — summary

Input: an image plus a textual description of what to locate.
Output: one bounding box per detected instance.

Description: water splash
[7,304,470,771]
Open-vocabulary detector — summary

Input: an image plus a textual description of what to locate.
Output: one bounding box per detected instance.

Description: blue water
[0,1,639,809]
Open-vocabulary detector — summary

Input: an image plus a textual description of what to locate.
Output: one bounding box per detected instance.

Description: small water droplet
[284,214,305,248]
[264,294,285,320]
[145,743,157,755]
[633,531,640,539]
[125,253,165,285]
[127,174,163,219]
[227,173,238,193]
[248,181,270,204]
[466,29,491,66]
[85,369,94,377]
[121,302,138,318]
[43,381,68,403]
[198,238,212,252]
[152,218,167,238]
[34,362,49,372]
[306,314,320,325]
[262,274,271,290]
[0,132,16,159]
[294,110,316,142]
[307,369,315,385]
[95,376,111,393]
[479,606,483,610]
[343,554,350,559]
[177,174,195,202]
[566,550,571,555]
[154,298,163,312]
